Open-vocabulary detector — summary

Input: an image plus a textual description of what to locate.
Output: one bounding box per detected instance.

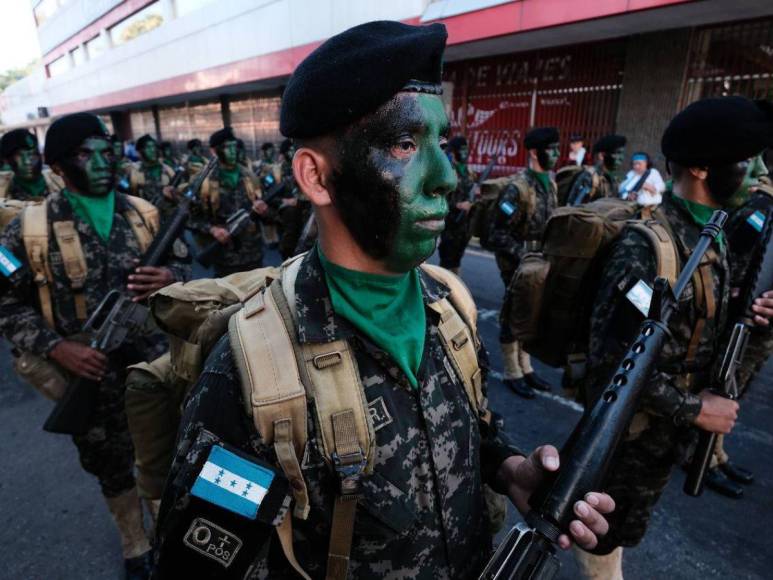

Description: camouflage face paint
[218,140,239,168]
[604,147,626,172]
[62,136,116,197]
[706,159,751,205]
[141,140,158,163]
[331,93,456,273]
[537,142,560,171]
[12,137,42,181]
[725,154,768,208]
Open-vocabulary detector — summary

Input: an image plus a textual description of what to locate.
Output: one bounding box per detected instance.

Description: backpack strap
[51,220,89,321]
[21,202,55,328]
[41,169,64,194]
[627,220,679,286]
[129,164,144,196]
[200,177,220,215]
[0,170,13,199]
[124,195,159,253]
[421,264,485,419]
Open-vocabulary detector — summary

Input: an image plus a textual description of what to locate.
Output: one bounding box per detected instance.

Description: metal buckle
[331,449,367,497]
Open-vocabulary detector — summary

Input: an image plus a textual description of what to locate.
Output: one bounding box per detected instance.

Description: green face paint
[457,145,469,164]
[726,154,769,208]
[219,140,238,167]
[142,140,158,163]
[13,139,41,181]
[331,93,456,273]
[536,142,560,172]
[604,147,625,172]
[69,137,116,197]
[263,147,275,163]
[112,140,124,158]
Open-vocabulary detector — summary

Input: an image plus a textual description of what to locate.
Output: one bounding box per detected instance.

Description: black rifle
[195,207,254,267]
[453,158,497,224]
[43,158,217,435]
[684,207,773,496]
[149,165,187,207]
[480,210,727,580]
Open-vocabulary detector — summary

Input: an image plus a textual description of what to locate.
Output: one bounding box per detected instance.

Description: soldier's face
[705,160,751,205]
[219,140,238,167]
[141,140,158,163]
[726,154,769,208]
[263,146,275,162]
[603,147,625,172]
[537,143,560,171]
[65,137,116,197]
[191,144,201,156]
[330,92,456,273]
[12,138,41,180]
[112,140,124,158]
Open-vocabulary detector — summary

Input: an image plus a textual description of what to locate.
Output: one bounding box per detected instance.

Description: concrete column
[615,28,692,167]
[161,0,177,21]
[81,42,89,62]
[101,28,113,49]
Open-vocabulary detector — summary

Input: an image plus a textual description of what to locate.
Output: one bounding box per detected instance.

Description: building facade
[3,0,773,170]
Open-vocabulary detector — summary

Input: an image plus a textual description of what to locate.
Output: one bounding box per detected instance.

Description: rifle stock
[43,159,217,435]
[481,211,727,579]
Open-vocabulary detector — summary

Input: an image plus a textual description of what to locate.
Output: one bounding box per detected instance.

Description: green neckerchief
[318,246,426,389]
[455,162,469,179]
[63,188,115,242]
[143,162,162,182]
[528,168,551,193]
[189,154,206,164]
[671,192,725,251]
[14,174,47,198]
[219,166,241,191]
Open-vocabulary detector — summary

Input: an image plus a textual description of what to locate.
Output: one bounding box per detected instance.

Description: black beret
[44,113,108,165]
[524,127,559,150]
[136,134,156,150]
[593,134,626,155]
[280,20,447,138]
[160,141,172,148]
[279,139,293,155]
[1,129,38,159]
[187,138,202,149]
[448,136,467,152]
[662,96,773,167]
[209,127,236,148]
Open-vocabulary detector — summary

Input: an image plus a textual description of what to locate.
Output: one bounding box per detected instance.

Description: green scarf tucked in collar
[672,193,725,251]
[318,246,426,389]
[527,168,551,193]
[219,166,241,191]
[63,189,115,242]
[454,162,468,179]
[14,175,47,198]
[143,163,162,181]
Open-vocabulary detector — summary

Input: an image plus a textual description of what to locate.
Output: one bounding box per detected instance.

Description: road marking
[490,370,583,413]
[465,248,495,260]
[478,308,499,321]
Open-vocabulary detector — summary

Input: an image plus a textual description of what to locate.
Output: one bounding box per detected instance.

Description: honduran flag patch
[747,210,766,233]
[191,446,276,520]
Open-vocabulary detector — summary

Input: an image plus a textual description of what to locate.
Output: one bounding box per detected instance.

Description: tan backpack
[149,255,495,580]
[555,164,600,206]
[475,174,538,250]
[0,169,64,228]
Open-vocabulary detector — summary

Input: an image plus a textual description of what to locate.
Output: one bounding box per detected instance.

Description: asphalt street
[0,243,771,579]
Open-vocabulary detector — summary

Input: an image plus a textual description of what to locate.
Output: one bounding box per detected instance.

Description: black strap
[630,169,652,194]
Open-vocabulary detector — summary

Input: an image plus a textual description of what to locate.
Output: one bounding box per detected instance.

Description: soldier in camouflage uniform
[566,134,626,206]
[487,127,559,399]
[191,127,269,277]
[576,97,773,578]
[0,113,190,580]
[183,138,207,180]
[112,135,134,183]
[129,134,177,209]
[698,153,773,498]
[154,21,613,580]
[0,129,62,201]
[437,135,475,274]
[160,141,180,170]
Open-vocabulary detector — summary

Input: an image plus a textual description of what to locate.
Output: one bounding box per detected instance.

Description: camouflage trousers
[592,417,684,555]
[438,219,471,269]
[495,254,518,344]
[71,367,136,499]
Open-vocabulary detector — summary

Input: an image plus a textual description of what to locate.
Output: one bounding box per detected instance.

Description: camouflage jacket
[130,162,175,203]
[191,165,264,269]
[155,250,519,579]
[0,169,62,202]
[0,190,190,357]
[586,192,730,426]
[487,169,557,259]
[567,165,617,205]
[444,164,476,231]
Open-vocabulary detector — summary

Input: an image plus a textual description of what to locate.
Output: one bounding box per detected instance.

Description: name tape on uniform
[747,210,766,233]
[191,446,275,519]
[626,279,653,317]
[0,246,21,278]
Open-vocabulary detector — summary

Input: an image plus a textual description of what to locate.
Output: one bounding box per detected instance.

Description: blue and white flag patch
[500,200,517,216]
[191,446,275,520]
[747,210,766,233]
[0,246,21,278]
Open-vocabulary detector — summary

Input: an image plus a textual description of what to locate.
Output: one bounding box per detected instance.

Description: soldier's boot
[705,467,743,498]
[144,498,162,541]
[518,344,551,391]
[105,488,152,580]
[501,342,534,399]
[573,546,624,580]
[719,461,754,484]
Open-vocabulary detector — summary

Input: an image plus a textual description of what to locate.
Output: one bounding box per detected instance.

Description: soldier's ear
[689,167,708,180]
[51,163,65,178]
[293,145,334,207]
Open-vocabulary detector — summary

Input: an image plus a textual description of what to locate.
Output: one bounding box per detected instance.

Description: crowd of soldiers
[0,18,772,580]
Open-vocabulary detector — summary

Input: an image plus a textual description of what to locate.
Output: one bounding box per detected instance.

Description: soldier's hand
[209,226,231,244]
[694,391,739,434]
[281,197,298,208]
[498,446,615,551]
[162,185,176,200]
[456,201,472,212]
[751,290,773,326]
[252,199,269,215]
[128,265,175,301]
[50,340,107,381]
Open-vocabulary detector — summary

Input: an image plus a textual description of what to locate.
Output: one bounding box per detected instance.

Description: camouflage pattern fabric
[437,165,476,269]
[131,162,177,218]
[487,170,557,343]
[155,250,520,579]
[585,191,729,554]
[190,165,264,277]
[566,166,617,205]
[0,190,190,497]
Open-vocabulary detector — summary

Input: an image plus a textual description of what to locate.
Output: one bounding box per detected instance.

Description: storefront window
[86,34,108,60]
[34,0,58,27]
[110,2,164,46]
[47,54,69,78]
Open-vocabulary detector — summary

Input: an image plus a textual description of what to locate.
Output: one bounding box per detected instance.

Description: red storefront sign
[445,40,625,174]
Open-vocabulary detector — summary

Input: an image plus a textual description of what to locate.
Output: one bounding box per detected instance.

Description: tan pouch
[508,252,551,343]
[14,351,69,401]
